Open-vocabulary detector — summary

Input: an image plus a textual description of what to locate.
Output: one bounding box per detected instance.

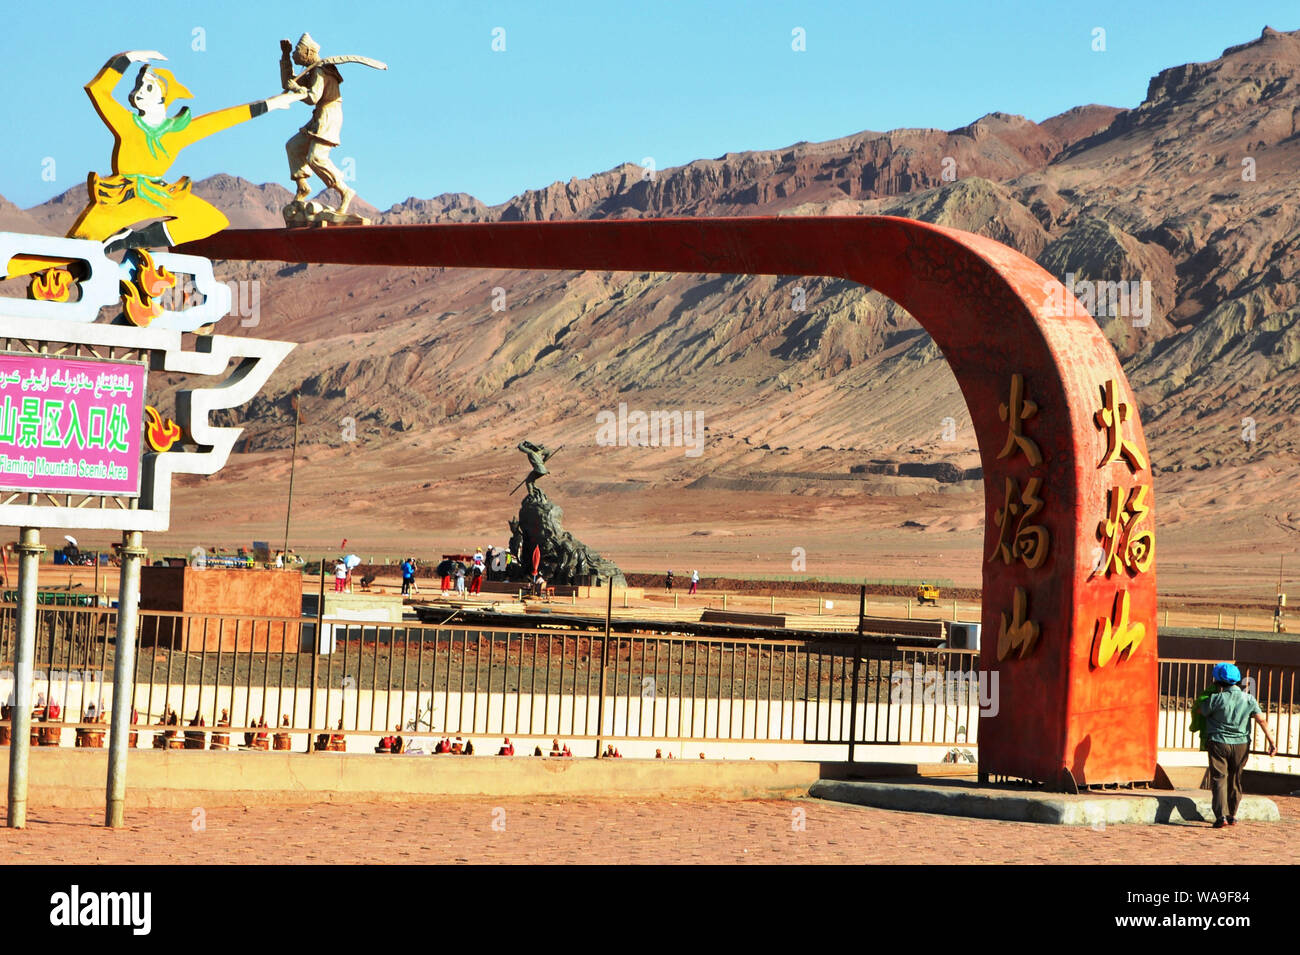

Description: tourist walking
[665,569,674,592]
[470,548,485,594]
[689,569,699,595]
[1198,663,1277,828]
[454,562,466,595]
[333,558,348,593]
[401,557,415,595]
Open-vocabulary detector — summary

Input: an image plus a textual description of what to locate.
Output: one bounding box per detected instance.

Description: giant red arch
[185,215,1159,787]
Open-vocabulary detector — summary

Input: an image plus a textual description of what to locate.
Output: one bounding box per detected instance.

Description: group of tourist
[665,569,701,595]
[438,547,492,595]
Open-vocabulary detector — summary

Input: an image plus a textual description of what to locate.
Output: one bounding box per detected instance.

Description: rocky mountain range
[2,26,1298,568]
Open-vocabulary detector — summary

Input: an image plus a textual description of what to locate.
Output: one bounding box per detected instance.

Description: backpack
[1189,685,1217,751]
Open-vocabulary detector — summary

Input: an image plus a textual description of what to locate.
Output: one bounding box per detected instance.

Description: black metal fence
[0,605,1295,758]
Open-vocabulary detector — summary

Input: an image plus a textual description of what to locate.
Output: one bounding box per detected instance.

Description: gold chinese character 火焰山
[1095,484,1154,578]
[997,373,1043,467]
[1093,378,1147,473]
[997,586,1040,661]
[1091,588,1146,668]
[988,476,1050,569]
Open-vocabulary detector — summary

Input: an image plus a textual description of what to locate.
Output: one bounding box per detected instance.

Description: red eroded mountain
[4,27,1298,588]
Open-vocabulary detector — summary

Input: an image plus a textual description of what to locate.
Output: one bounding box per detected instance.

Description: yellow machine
[917,583,940,606]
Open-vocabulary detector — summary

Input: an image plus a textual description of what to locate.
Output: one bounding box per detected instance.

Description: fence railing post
[595,584,611,757]
[7,527,44,829]
[307,561,324,752]
[842,589,863,764]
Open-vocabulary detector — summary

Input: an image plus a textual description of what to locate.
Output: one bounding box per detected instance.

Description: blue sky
[1,0,1295,211]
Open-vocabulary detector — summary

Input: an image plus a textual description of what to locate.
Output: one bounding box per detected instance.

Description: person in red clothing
[469,548,485,594]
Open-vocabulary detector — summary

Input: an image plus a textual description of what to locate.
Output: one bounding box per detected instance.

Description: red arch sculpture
[185,216,1158,787]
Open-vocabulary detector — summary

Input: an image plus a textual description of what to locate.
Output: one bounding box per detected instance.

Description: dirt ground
[2,794,1297,865]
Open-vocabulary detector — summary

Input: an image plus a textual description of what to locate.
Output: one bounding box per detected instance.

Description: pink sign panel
[0,353,147,497]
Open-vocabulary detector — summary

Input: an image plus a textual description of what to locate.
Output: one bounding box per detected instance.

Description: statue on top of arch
[277,32,387,228]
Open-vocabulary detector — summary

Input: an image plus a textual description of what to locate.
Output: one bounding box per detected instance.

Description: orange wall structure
[139,567,302,651]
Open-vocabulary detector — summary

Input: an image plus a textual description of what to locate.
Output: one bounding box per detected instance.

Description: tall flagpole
[282,390,301,560]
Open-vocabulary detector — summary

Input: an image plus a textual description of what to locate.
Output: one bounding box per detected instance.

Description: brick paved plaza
[3,795,1297,864]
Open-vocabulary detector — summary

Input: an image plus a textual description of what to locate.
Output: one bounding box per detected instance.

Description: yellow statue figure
[6,50,301,281]
[80,50,304,251]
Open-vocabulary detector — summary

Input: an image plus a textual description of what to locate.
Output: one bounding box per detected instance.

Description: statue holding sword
[512,441,563,497]
[279,32,387,226]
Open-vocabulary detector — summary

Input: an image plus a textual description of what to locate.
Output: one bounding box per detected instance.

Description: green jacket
[1189,685,1216,751]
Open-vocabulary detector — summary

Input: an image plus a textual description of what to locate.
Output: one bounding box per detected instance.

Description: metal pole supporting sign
[0,228,293,826]
[105,529,146,828]
[6,526,45,828]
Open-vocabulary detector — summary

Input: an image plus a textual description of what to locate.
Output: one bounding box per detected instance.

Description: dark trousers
[1206,740,1249,821]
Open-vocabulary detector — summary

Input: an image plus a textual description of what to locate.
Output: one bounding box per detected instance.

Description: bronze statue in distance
[512,440,562,496]
[506,440,623,587]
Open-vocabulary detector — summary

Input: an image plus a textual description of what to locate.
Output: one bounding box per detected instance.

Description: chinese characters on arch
[1090,377,1153,668]
[990,372,1050,661]
[988,372,1155,668]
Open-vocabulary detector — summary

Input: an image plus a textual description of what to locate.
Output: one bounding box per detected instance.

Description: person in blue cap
[1197,663,1277,828]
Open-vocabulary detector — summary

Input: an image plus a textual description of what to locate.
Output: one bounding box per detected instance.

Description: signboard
[0,353,146,497]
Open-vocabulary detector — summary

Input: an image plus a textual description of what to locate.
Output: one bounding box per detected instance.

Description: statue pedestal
[283,200,369,227]
[513,486,626,588]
